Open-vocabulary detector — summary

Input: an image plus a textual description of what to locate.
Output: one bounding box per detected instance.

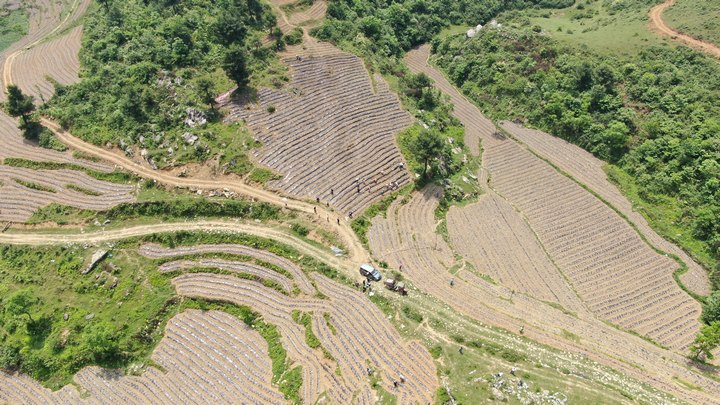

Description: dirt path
[39,119,368,264]
[649,0,720,59]
[0,220,352,273]
[0,0,367,267]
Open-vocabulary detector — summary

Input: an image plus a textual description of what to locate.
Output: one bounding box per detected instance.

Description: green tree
[701,291,720,325]
[223,45,250,88]
[4,85,35,125]
[690,321,720,361]
[83,322,119,362]
[196,76,216,109]
[5,289,36,322]
[410,129,445,178]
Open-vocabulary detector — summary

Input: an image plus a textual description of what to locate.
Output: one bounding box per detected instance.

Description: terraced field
[485,138,701,350]
[0,0,128,224]
[0,310,286,404]
[142,243,438,404]
[499,120,711,296]
[447,193,584,311]
[287,0,327,27]
[0,0,91,102]
[0,114,113,171]
[0,165,135,222]
[223,52,413,215]
[10,25,82,103]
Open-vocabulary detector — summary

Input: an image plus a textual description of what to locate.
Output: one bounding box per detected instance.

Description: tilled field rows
[0,165,135,222]
[0,310,285,404]
[485,139,701,350]
[287,0,327,26]
[0,114,113,172]
[447,193,586,313]
[223,52,413,215]
[367,186,720,403]
[405,44,702,350]
[0,0,91,101]
[138,243,315,295]
[499,120,711,296]
[162,242,437,404]
[10,25,83,104]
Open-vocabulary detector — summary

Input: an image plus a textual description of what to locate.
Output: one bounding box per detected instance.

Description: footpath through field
[649,0,720,59]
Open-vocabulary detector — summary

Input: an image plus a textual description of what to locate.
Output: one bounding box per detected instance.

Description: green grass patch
[0,7,28,52]
[504,0,675,57]
[2,158,136,184]
[664,0,720,47]
[293,311,322,349]
[604,164,716,278]
[323,312,337,335]
[673,375,704,391]
[351,184,413,246]
[0,245,175,389]
[66,184,102,196]
[248,167,282,184]
[14,179,55,193]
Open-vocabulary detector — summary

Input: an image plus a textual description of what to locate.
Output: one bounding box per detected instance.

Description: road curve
[39,119,368,264]
[649,0,720,59]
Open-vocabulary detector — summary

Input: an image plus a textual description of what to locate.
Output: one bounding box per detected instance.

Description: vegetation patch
[14,179,55,193]
[66,184,102,196]
[0,6,28,52]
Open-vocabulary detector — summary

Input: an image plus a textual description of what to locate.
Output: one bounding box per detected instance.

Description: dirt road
[649,0,720,59]
[0,220,352,271]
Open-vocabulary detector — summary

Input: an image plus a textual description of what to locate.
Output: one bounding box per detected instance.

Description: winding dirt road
[39,119,368,264]
[649,0,720,59]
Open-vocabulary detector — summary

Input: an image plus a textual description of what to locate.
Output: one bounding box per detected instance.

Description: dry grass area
[223,52,413,216]
[11,25,82,103]
[142,243,438,403]
[0,310,286,404]
[499,120,711,297]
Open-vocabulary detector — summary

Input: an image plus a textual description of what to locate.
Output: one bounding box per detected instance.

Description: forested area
[44,0,278,168]
[312,0,573,63]
[430,28,720,288]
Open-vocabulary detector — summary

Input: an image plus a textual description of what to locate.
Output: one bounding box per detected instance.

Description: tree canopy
[4,85,35,125]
